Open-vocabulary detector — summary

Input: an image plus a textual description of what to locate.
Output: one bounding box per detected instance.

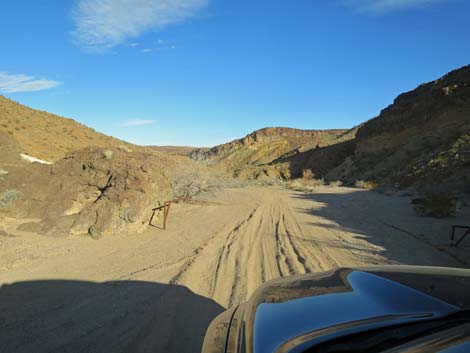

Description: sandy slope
[0,186,468,353]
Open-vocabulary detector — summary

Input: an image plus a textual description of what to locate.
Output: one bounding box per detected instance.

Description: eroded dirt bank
[1,186,468,353]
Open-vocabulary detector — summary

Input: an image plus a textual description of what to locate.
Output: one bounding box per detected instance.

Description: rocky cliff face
[190,127,354,175]
[355,66,470,156]
[284,65,470,193]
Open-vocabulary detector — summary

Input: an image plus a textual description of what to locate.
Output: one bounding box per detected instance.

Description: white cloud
[142,48,153,53]
[120,119,156,127]
[348,0,449,13]
[72,0,208,52]
[0,72,60,93]
[130,42,140,47]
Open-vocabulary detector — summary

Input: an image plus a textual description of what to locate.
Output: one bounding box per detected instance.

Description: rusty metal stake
[163,201,171,230]
[149,196,192,230]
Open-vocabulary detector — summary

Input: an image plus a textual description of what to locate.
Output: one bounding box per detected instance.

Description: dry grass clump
[0,190,22,209]
[355,180,378,190]
[286,178,325,192]
[412,194,461,218]
[328,180,343,187]
[0,168,8,180]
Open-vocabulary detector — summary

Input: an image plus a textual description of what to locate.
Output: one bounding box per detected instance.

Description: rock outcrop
[1,147,175,237]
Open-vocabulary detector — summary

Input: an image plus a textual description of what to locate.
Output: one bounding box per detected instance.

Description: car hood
[240,267,470,353]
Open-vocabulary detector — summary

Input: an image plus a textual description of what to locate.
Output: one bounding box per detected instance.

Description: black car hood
[240,267,470,353]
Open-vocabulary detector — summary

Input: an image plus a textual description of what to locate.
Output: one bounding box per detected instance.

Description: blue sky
[1,0,469,147]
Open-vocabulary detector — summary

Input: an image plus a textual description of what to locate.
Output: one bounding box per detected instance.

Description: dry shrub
[0,168,8,180]
[412,194,461,218]
[328,180,343,187]
[286,180,305,192]
[0,190,22,209]
[171,168,209,199]
[286,178,325,192]
[355,180,378,190]
[302,169,314,181]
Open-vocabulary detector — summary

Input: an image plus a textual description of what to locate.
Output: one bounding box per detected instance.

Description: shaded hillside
[286,140,356,179]
[284,65,470,193]
[0,96,134,161]
[190,127,356,175]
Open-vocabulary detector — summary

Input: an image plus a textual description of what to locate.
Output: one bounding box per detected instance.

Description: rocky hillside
[0,96,134,162]
[149,145,199,157]
[284,65,470,193]
[190,127,357,174]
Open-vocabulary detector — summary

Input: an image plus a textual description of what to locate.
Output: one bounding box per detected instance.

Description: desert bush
[308,178,325,187]
[286,180,305,191]
[171,168,209,199]
[0,189,22,209]
[0,168,8,180]
[328,180,343,187]
[355,180,378,190]
[102,150,113,159]
[412,194,461,218]
[286,178,325,192]
[302,169,314,181]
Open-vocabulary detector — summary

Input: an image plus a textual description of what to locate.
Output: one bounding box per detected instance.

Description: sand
[0,186,468,353]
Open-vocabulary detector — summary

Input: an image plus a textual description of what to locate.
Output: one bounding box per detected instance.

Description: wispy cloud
[347,0,449,13]
[0,72,60,93]
[72,0,208,52]
[141,48,153,53]
[120,119,156,127]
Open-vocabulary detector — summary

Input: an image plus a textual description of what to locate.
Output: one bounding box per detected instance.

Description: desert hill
[0,95,135,162]
[189,127,357,174]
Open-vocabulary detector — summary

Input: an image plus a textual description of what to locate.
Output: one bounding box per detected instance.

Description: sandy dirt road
[1,186,468,353]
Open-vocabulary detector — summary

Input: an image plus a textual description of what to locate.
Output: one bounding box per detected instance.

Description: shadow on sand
[289,189,468,267]
[0,280,224,353]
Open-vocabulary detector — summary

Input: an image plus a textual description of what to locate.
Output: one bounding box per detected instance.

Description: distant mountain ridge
[189,127,358,172]
[189,65,470,194]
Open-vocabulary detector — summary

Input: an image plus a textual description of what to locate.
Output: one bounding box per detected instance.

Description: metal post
[163,201,171,230]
